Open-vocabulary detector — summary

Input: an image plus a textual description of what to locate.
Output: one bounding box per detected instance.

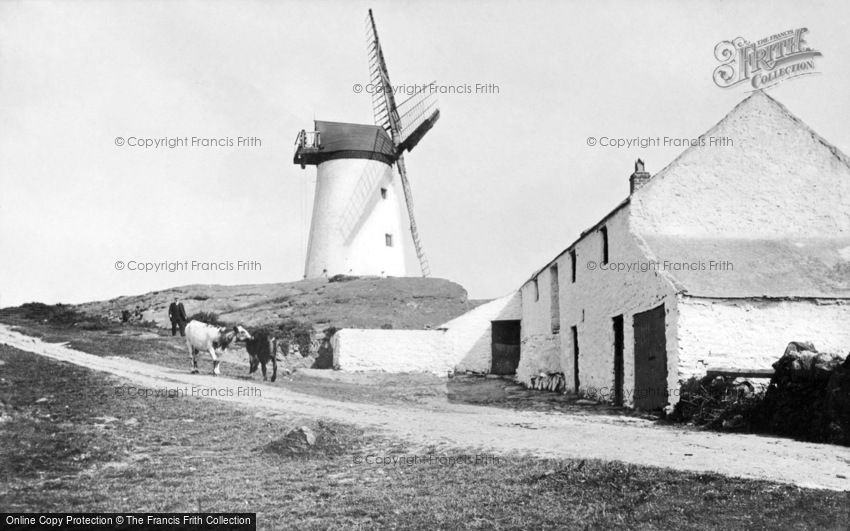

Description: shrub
[276,319,314,357]
[20,303,84,326]
[15,302,114,330]
[328,274,359,283]
[189,311,225,326]
[77,319,113,331]
[669,376,765,429]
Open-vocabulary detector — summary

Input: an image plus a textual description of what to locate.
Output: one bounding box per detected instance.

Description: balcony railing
[294,130,322,168]
[295,130,321,150]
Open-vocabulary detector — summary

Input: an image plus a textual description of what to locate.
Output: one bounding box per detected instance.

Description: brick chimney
[629,159,651,194]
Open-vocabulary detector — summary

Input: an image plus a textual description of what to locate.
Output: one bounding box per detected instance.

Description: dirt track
[2,324,848,492]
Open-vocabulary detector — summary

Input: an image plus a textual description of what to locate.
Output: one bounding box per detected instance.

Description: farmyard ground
[0,322,849,529]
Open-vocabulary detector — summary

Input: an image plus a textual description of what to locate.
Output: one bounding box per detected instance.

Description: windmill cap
[294,120,397,166]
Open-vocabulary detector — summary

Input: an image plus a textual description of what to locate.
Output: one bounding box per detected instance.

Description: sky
[1,0,849,307]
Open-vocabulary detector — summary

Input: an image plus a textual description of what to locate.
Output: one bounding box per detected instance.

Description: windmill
[294,9,440,279]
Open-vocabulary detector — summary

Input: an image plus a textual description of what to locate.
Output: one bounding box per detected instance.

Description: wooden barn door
[491,320,521,375]
[633,304,668,410]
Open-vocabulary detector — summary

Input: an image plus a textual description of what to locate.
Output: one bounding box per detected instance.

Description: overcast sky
[1,0,849,307]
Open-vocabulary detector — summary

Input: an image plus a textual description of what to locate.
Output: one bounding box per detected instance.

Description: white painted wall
[447,292,521,373]
[305,158,408,278]
[517,268,562,385]
[519,206,679,405]
[330,292,522,375]
[332,329,448,374]
[677,296,850,380]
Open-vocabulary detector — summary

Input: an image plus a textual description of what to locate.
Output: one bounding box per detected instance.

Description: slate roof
[639,236,850,298]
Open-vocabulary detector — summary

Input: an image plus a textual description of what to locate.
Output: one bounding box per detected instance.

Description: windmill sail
[364,8,434,277]
[396,86,441,153]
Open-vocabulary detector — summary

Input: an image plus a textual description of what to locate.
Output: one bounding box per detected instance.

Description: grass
[0,344,848,530]
[68,277,484,330]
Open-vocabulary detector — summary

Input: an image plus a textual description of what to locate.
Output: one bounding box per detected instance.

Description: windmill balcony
[294,130,322,168]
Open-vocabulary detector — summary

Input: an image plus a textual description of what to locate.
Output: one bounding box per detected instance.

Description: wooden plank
[706,368,774,378]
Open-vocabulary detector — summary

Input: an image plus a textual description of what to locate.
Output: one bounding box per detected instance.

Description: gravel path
[2,324,848,491]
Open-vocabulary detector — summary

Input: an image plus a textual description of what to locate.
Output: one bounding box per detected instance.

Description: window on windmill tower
[385,233,393,247]
[380,188,387,199]
[600,226,609,264]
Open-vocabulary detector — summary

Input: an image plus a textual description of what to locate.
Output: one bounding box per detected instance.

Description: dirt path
[2,324,848,492]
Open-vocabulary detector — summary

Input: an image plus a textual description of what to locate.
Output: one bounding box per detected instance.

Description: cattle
[185,320,252,376]
[245,330,278,382]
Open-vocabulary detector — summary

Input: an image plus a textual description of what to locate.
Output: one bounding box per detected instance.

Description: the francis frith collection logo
[713,28,822,90]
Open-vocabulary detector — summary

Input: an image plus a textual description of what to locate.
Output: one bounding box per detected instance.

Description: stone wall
[518,206,679,405]
[677,296,850,380]
[330,292,522,375]
[517,269,562,385]
[448,292,521,373]
[331,329,449,374]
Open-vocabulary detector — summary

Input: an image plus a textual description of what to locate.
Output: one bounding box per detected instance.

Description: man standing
[168,297,187,337]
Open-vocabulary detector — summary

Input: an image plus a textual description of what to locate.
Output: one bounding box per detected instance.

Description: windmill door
[491,320,521,375]
[633,304,668,410]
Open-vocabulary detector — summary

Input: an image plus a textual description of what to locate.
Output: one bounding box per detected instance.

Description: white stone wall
[517,268,562,384]
[519,206,680,405]
[305,158,408,278]
[331,329,449,374]
[677,296,850,380]
[330,292,521,375]
[446,292,521,373]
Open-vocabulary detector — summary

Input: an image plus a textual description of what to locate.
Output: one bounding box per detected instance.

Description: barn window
[380,188,387,199]
[385,233,393,247]
[532,278,539,301]
[600,226,609,264]
[569,249,576,283]
[550,264,560,334]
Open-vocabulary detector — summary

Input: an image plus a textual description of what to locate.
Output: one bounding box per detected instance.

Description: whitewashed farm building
[333,92,850,409]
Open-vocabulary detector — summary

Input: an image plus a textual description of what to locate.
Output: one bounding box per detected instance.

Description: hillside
[75,277,482,330]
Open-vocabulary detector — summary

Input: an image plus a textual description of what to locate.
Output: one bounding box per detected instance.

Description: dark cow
[245,330,278,382]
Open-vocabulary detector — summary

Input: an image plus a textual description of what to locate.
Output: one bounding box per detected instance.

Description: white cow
[185,320,252,375]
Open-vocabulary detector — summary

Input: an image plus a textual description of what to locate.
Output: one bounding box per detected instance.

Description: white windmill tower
[294,9,440,279]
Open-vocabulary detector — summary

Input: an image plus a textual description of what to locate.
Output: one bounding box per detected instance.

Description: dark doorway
[571,325,580,392]
[633,304,668,410]
[612,315,624,406]
[491,320,521,375]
